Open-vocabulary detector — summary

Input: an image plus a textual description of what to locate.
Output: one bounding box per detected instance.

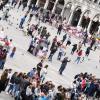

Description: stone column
[67,9,74,25]
[97,26,100,34]
[87,19,93,33]
[61,4,66,17]
[36,0,40,7]
[44,0,49,9]
[77,13,84,26]
[52,0,59,13]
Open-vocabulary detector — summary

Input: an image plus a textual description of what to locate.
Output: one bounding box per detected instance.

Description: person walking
[75,50,83,64]
[71,44,77,55]
[62,34,67,43]
[59,57,71,75]
[19,15,27,29]
[10,47,16,58]
[48,44,58,62]
[90,38,96,49]
[57,45,65,60]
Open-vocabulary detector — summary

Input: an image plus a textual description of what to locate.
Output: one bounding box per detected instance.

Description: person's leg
[0,60,3,69]
[48,54,53,61]
[75,57,80,64]
[57,52,62,60]
[59,66,65,75]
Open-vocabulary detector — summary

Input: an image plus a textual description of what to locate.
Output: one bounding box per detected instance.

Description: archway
[55,0,64,14]
[47,0,56,11]
[63,2,72,22]
[90,14,100,34]
[81,10,91,29]
[71,7,82,26]
[38,0,46,7]
[30,0,37,5]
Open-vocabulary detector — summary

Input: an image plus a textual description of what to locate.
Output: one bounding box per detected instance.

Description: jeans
[0,60,5,69]
[8,84,14,94]
[57,52,62,60]
[10,52,15,58]
[59,64,66,75]
[12,84,20,97]
[75,56,81,64]
[48,53,54,61]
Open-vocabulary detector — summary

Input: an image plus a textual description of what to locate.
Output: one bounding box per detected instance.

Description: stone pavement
[0,92,14,100]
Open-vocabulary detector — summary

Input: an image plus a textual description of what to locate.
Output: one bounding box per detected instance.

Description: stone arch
[48,0,65,13]
[38,0,46,7]
[81,10,91,29]
[62,2,72,21]
[93,14,100,19]
[71,6,82,26]
[55,0,65,14]
[90,14,100,34]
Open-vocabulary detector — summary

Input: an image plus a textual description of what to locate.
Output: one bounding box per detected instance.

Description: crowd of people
[0,68,100,100]
[0,0,100,99]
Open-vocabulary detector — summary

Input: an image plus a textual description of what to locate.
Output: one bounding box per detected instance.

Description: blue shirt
[39,96,48,100]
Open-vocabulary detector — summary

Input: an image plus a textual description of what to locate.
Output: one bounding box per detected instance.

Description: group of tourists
[0,68,100,100]
[0,65,70,100]
[72,72,100,99]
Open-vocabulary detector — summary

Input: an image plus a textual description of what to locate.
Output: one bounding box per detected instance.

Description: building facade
[34,0,100,34]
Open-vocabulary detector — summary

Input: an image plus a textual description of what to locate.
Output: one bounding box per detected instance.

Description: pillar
[52,0,59,13]
[97,26,100,34]
[36,0,40,7]
[61,4,66,17]
[67,9,74,25]
[87,19,93,33]
[77,13,84,26]
[44,0,49,9]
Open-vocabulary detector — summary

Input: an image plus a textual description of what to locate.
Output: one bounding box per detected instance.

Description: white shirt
[26,86,32,96]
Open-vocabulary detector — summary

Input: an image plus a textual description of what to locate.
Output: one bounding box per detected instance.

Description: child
[10,47,16,58]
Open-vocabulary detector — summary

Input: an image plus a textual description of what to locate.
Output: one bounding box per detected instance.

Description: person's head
[10,39,12,42]
[8,69,12,73]
[41,59,44,63]
[57,85,62,92]
[44,65,48,69]
[65,57,68,60]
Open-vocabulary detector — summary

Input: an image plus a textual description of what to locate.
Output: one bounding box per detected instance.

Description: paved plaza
[0,6,100,100]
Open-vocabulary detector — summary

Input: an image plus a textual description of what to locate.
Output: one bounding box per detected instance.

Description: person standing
[57,24,63,35]
[37,60,44,77]
[85,46,91,57]
[59,57,71,75]
[40,65,48,83]
[0,49,7,70]
[90,38,96,49]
